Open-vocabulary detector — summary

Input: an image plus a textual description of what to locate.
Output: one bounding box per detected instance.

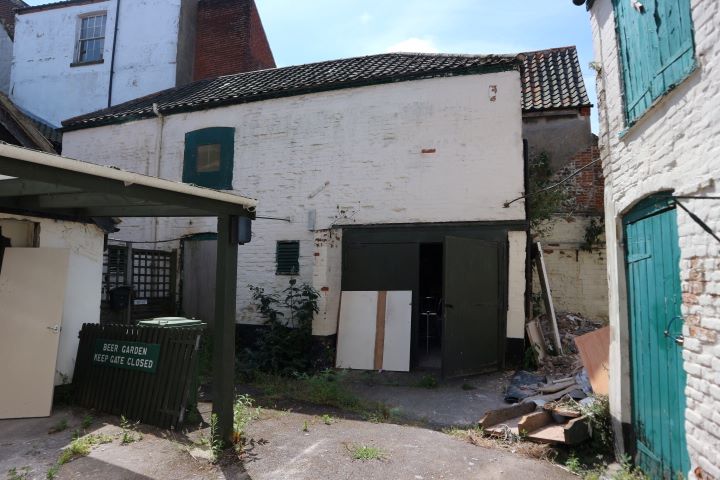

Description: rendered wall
[534,215,608,322]
[0,26,10,94]
[10,0,184,126]
[590,1,720,477]
[522,111,594,170]
[63,72,526,335]
[0,213,104,386]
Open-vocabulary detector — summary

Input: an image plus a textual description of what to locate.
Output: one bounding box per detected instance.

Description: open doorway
[417,243,443,370]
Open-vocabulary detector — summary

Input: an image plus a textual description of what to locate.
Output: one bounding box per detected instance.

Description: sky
[25,0,598,131]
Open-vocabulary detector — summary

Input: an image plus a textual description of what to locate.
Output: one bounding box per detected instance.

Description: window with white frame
[76,13,107,64]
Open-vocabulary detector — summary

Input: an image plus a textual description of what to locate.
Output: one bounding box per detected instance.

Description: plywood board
[381,291,412,372]
[0,248,70,419]
[535,243,563,354]
[335,291,378,370]
[574,326,610,395]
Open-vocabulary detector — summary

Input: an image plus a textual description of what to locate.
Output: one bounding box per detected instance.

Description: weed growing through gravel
[6,466,31,480]
[48,419,68,434]
[45,464,59,480]
[415,374,438,389]
[321,414,334,425]
[81,415,93,430]
[349,444,386,461]
[209,413,223,461]
[57,433,113,465]
[120,415,142,445]
[233,394,260,445]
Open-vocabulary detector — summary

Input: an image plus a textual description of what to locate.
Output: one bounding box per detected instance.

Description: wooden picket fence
[72,323,203,429]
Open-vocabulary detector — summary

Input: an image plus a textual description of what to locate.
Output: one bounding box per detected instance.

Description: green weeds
[56,433,113,466]
[48,419,68,434]
[415,374,438,389]
[232,394,260,445]
[6,467,31,480]
[348,444,386,461]
[119,415,142,445]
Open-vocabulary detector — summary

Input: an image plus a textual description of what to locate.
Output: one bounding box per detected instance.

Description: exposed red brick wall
[555,142,604,213]
[0,0,26,39]
[193,0,275,81]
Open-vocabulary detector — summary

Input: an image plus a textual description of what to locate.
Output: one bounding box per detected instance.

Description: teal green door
[624,195,689,479]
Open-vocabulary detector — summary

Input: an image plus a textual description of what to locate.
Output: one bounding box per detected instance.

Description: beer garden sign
[92,339,160,373]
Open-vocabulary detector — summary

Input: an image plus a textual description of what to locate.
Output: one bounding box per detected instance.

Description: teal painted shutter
[613,0,695,124]
[182,127,235,189]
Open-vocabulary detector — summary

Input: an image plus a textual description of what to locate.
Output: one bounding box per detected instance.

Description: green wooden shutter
[182,127,235,189]
[276,241,299,275]
[613,0,695,124]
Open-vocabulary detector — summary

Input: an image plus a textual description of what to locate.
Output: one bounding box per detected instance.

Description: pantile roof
[521,46,591,112]
[63,47,590,131]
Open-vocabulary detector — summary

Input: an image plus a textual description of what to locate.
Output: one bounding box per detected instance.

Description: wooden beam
[0,157,253,218]
[0,179,81,197]
[478,401,536,429]
[373,291,387,370]
[534,242,563,354]
[212,215,238,446]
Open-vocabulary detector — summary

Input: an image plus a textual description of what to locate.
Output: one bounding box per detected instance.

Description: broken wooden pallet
[479,403,590,446]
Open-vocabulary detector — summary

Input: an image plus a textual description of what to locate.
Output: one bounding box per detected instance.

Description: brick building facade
[193,0,275,81]
[585,0,720,478]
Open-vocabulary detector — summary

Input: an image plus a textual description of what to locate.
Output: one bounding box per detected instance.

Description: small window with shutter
[612,0,695,125]
[276,241,300,275]
[183,127,235,189]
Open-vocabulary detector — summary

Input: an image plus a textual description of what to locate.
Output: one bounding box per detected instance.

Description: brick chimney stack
[193,0,275,81]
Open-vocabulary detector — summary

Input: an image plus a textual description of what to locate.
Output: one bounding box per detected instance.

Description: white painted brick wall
[0,26,11,95]
[589,1,720,477]
[534,215,609,322]
[10,0,183,126]
[0,213,105,385]
[63,72,527,338]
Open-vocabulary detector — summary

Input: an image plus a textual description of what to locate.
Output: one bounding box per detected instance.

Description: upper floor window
[76,13,107,64]
[613,0,695,125]
[183,127,235,189]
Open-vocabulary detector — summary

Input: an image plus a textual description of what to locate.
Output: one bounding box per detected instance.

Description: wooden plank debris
[526,320,548,362]
[574,326,610,395]
[478,402,536,429]
[534,242,563,354]
[518,411,552,435]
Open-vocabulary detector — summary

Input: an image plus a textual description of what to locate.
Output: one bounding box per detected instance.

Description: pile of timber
[479,400,590,446]
[482,242,612,446]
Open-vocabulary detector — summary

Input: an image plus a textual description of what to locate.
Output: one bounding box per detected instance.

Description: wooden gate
[624,194,689,478]
[101,243,177,323]
[72,324,202,428]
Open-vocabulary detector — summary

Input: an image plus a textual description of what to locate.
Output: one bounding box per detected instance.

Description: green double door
[624,196,689,479]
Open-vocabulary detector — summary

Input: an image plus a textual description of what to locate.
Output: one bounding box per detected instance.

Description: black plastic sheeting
[504,370,547,403]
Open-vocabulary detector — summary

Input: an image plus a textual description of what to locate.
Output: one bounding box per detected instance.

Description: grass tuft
[349,444,386,461]
[48,419,68,434]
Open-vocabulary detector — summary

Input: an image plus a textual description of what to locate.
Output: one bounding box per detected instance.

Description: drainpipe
[107,0,121,108]
[152,103,165,244]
